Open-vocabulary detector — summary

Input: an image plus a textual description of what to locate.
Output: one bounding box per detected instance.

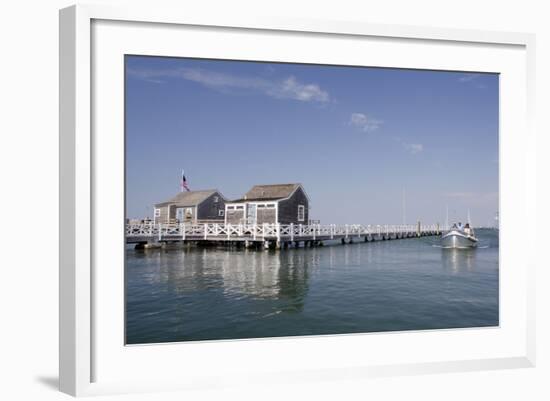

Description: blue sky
[125,56,499,227]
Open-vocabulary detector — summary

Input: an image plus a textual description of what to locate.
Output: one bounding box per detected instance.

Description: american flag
[181,170,190,192]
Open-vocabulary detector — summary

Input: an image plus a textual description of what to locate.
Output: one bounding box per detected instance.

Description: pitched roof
[155,189,221,207]
[236,183,301,202]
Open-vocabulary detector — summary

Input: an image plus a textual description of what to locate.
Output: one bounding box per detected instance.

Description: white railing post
[122,221,443,243]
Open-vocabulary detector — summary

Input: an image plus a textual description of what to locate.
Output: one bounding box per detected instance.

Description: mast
[445,205,449,230]
[402,187,406,225]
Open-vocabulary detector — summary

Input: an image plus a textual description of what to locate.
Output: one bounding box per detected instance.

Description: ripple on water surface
[125,229,499,344]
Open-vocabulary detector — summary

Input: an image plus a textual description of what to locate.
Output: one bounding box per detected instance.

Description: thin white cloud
[403,143,424,154]
[350,114,422,155]
[274,77,330,102]
[264,65,276,74]
[127,67,329,103]
[444,191,498,201]
[349,113,383,132]
[458,73,480,83]
[445,192,476,199]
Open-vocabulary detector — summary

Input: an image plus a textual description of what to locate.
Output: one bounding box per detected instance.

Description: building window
[154,208,161,217]
[298,205,305,221]
[236,206,244,210]
[227,206,235,210]
[219,210,225,217]
[214,196,219,203]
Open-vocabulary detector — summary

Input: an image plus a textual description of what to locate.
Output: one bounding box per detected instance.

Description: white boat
[441,223,478,249]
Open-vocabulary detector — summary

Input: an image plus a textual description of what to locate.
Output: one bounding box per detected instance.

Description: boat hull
[441,231,477,249]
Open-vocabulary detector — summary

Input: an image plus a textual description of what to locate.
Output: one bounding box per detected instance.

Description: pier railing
[126,223,439,243]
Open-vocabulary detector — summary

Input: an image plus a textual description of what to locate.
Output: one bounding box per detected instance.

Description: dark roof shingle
[242,183,300,201]
[155,189,220,207]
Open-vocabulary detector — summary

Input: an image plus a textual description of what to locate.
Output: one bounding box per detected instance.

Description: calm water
[125,229,499,344]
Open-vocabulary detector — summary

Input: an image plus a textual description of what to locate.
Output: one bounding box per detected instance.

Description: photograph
[124,55,499,345]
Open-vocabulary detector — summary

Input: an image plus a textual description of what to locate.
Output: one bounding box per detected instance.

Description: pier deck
[126,223,440,249]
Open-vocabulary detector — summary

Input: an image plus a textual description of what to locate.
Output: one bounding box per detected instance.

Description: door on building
[176,207,193,222]
[176,208,185,222]
[246,204,257,225]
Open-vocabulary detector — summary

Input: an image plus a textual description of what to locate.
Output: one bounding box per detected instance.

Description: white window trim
[218,210,225,217]
[225,204,245,211]
[298,205,305,222]
[224,204,245,224]
[248,202,276,207]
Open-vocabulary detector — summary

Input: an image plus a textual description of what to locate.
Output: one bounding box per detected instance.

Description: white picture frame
[59,4,536,397]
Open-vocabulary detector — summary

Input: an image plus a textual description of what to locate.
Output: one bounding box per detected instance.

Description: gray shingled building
[153,190,227,224]
[225,183,310,225]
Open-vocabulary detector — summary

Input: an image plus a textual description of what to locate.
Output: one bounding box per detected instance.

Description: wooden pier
[126,222,440,249]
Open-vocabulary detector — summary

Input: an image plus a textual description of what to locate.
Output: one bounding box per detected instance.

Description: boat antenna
[445,205,449,230]
[467,209,471,226]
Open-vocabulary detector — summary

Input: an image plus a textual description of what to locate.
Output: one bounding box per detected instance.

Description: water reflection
[129,247,318,311]
[441,248,476,273]
[219,249,315,307]
[126,229,500,343]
